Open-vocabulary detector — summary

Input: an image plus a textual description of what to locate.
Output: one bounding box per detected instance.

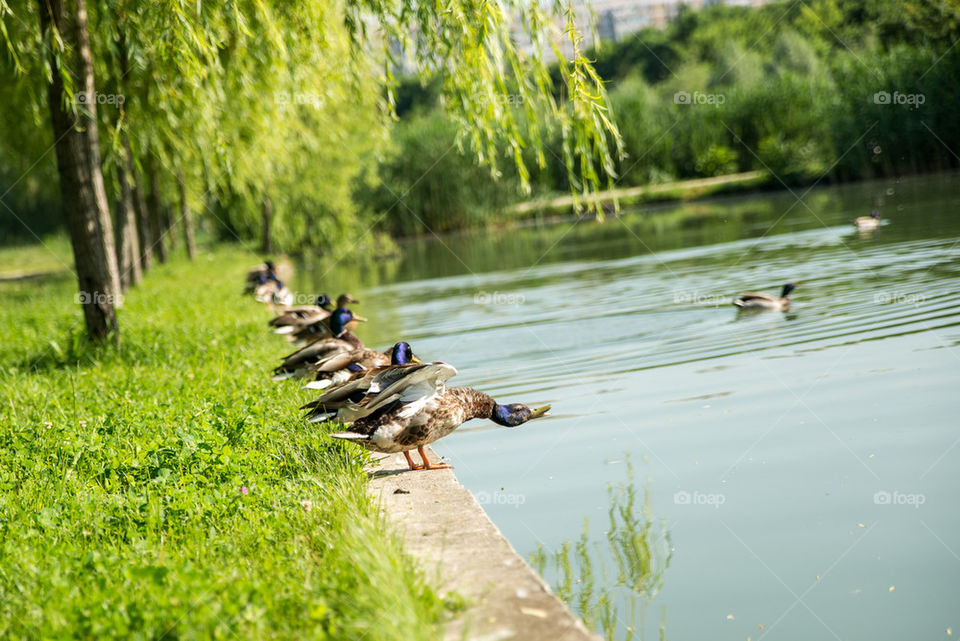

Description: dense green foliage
[370,0,960,223]
[0,0,621,250]
[0,244,446,639]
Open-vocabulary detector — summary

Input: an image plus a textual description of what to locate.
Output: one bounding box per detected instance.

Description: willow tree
[2,0,622,341]
[37,0,121,340]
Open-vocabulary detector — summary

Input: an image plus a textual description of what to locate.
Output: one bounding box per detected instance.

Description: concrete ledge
[368,447,602,641]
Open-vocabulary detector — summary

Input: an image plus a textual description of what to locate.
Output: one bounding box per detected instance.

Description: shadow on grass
[13,328,111,373]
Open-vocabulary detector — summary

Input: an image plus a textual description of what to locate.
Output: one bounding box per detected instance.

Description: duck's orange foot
[402,447,453,471]
[403,450,424,470]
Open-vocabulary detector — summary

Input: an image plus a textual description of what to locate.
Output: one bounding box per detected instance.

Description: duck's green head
[390,341,420,365]
[315,293,332,309]
[492,403,552,427]
[781,283,796,298]
[330,308,355,337]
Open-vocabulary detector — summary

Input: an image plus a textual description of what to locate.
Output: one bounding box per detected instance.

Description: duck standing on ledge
[854,209,880,231]
[733,283,796,311]
[300,342,420,421]
[269,293,332,334]
[300,340,420,391]
[289,294,366,344]
[327,362,551,470]
[271,308,364,380]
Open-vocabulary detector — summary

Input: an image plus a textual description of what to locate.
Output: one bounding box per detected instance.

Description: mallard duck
[326,362,551,470]
[271,308,364,380]
[301,342,420,420]
[244,260,277,294]
[269,294,333,334]
[288,294,366,343]
[300,339,420,391]
[854,210,880,230]
[733,283,795,311]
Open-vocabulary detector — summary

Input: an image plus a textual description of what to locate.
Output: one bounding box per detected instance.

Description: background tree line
[368,0,960,234]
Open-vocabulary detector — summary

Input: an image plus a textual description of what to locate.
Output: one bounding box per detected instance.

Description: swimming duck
[271,308,364,380]
[288,294,366,343]
[854,210,880,230]
[300,340,421,390]
[326,362,551,470]
[269,294,333,334]
[733,283,795,311]
[300,342,420,420]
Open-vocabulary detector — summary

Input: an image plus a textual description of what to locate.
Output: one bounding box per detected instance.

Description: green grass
[0,244,445,640]
[0,233,74,279]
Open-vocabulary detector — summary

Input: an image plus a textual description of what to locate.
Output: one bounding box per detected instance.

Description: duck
[288,294,366,343]
[733,283,795,311]
[271,308,364,380]
[300,342,420,420]
[269,293,333,334]
[244,260,277,294]
[300,340,421,391]
[854,209,880,230]
[325,362,551,471]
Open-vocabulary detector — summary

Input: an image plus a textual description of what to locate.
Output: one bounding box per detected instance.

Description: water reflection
[530,460,671,641]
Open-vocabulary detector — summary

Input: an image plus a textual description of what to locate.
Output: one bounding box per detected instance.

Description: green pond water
[300,171,960,640]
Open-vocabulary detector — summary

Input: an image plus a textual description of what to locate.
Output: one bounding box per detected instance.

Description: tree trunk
[262,196,273,254]
[130,156,153,272]
[165,200,177,252]
[38,0,120,341]
[146,157,167,263]
[114,151,142,289]
[178,170,196,259]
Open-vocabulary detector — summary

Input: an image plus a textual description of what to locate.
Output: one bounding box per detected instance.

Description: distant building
[513,0,771,62]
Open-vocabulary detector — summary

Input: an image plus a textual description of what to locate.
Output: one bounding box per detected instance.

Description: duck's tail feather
[273,325,296,335]
[302,379,332,390]
[329,431,368,441]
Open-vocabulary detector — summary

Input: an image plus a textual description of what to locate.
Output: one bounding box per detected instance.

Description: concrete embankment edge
[368,447,603,641]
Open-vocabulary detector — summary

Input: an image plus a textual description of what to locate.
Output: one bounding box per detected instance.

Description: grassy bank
[0,244,445,639]
[508,169,770,217]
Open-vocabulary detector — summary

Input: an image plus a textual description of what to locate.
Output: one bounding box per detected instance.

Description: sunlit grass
[0,233,74,278]
[0,243,445,639]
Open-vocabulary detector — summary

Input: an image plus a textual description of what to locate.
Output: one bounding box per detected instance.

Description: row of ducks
[246,210,882,468]
[246,272,551,471]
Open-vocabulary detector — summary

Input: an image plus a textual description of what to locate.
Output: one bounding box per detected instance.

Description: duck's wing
[268,306,328,327]
[734,291,776,304]
[362,362,457,414]
[273,338,350,378]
